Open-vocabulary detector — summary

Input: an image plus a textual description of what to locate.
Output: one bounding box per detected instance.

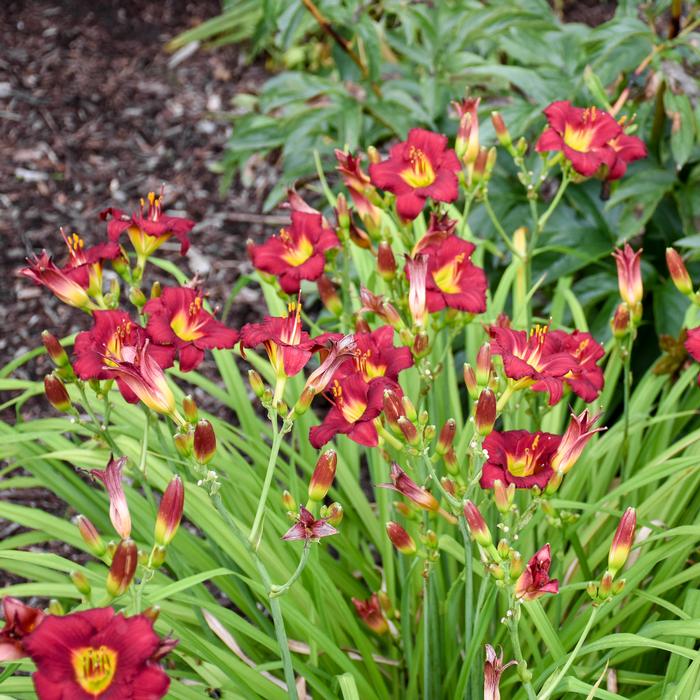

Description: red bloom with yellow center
[411,235,487,313]
[74,310,174,404]
[514,544,559,601]
[240,300,316,379]
[536,101,622,177]
[23,607,174,700]
[369,128,461,220]
[102,191,195,258]
[335,150,382,228]
[249,210,339,294]
[309,374,394,448]
[607,132,647,180]
[480,430,562,489]
[335,326,412,383]
[144,287,239,372]
[547,329,605,403]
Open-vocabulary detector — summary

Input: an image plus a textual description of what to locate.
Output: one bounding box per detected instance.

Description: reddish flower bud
[386,521,417,555]
[491,112,512,149]
[493,479,515,514]
[437,419,456,456]
[182,395,197,423]
[106,539,138,597]
[475,389,497,436]
[412,331,430,358]
[598,570,613,598]
[377,242,397,281]
[398,416,420,446]
[383,389,405,434]
[608,507,636,576]
[464,500,492,547]
[444,447,459,475]
[611,303,630,338]
[75,515,106,557]
[317,275,343,316]
[666,248,693,296]
[154,476,184,546]
[476,344,492,386]
[464,363,479,400]
[70,570,91,596]
[41,331,70,368]
[193,419,216,464]
[352,594,389,635]
[380,463,440,513]
[308,450,337,502]
[613,244,643,308]
[454,97,480,164]
[441,477,455,496]
[44,373,71,412]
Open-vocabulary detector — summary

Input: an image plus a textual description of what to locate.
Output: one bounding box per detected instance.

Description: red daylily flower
[102,191,195,258]
[0,598,45,662]
[351,594,389,635]
[607,132,647,180]
[240,300,316,379]
[548,329,605,403]
[309,374,394,448]
[369,128,461,220]
[90,455,131,540]
[144,287,239,372]
[410,235,487,314]
[536,101,621,176]
[282,506,338,541]
[551,409,604,476]
[685,327,700,384]
[412,213,458,255]
[480,430,562,490]
[514,544,559,601]
[335,326,412,383]
[23,607,175,700]
[335,150,382,228]
[249,209,339,294]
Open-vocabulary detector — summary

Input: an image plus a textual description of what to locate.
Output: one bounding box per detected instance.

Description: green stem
[537,606,599,700]
[621,332,634,478]
[482,193,519,257]
[270,542,312,597]
[249,415,287,548]
[458,518,474,693]
[536,173,569,238]
[423,574,431,700]
[509,614,537,700]
[76,382,120,453]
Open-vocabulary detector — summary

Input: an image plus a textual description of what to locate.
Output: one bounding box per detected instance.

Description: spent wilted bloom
[0,597,46,662]
[480,430,561,490]
[351,594,389,635]
[282,506,338,542]
[369,128,461,220]
[335,149,382,229]
[102,190,195,258]
[515,544,559,601]
[90,455,131,540]
[406,254,429,328]
[550,409,604,476]
[23,608,174,699]
[483,644,516,700]
[143,287,239,372]
[248,207,339,294]
[608,507,636,576]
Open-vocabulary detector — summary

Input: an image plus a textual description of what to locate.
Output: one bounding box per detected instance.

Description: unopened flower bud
[475,344,492,386]
[129,286,147,308]
[150,545,167,569]
[608,507,636,576]
[75,515,106,557]
[464,500,492,547]
[150,280,162,299]
[395,501,414,519]
[441,477,455,496]
[317,275,343,316]
[515,137,528,156]
[509,551,524,580]
[367,146,380,165]
[421,529,438,549]
[142,606,161,622]
[444,448,459,475]
[182,395,197,423]
[586,581,598,599]
[324,502,344,527]
[383,389,404,434]
[106,539,138,597]
[491,111,512,149]
[464,364,479,400]
[545,471,563,495]
[48,599,64,616]
[336,193,350,230]
[42,331,70,368]
[666,248,693,296]
[248,369,265,398]
[386,521,417,555]
[612,579,626,596]
[493,479,515,513]
[496,539,509,560]
[437,419,456,456]
[154,476,185,546]
[398,416,419,446]
[598,570,613,598]
[423,424,436,442]
[193,419,216,464]
[354,315,371,333]
[282,490,297,513]
[173,429,193,457]
[401,396,417,423]
[70,570,91,596]
[413,332,430,358]
[611,303,630,338]
[489,564,505,580]
[309,450,337,502]
[44,373,71,412]
[475,389,497,436]
[293,386,315,417]
[376,243,396,281]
